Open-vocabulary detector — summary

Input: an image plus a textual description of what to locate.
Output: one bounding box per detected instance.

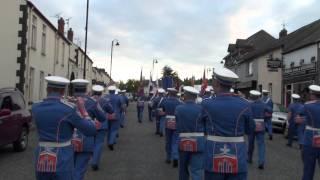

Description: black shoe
[159,133,163,137]
[269,135,273,140]
[286,143,292,147]
[108,145,114,151]
[91,165,99,171]
[258,164,264,170]
[138,121,142,123]
[173,160,178,168]
[120,125,124,128]
[155,132,159,135]
[247,159,253,164]
[165,159,171,164]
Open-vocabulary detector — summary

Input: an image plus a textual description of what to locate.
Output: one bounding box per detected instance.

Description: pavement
[0,103,319,180]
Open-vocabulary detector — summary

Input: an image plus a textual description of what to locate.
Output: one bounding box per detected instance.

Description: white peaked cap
[205,87,213,92]
[291,94,300,99]
[183,86,199,95]
[158,88,165,93]
[71,79,90,85]
[213,67,239,85]
[309,85,320,93]
[45,76,70,88]
[92,85,104,92]
[230,88,235,93]
[108,85,117,91]
[167,88,178,92]
[250,90,261,96]
[262,89,269,93]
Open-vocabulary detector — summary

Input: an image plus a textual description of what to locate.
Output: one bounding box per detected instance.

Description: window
[31,15,37,49]
[55,38,59,64]
[61,42,65,67]
[311,56,316,63]
[39,71,45,99]
[269,83,272,98]
[300,59,304,65]
[41,25,46,55]
[290,62,295,68]
[248,61,253,76]
[1,96,13,110]
[11,93,25,111]
[28,67,35,103]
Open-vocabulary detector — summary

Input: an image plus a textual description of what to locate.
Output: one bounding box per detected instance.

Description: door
[0,94,17,145]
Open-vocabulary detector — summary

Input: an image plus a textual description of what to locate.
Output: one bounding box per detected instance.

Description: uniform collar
[185,100,195,104]
[216,91,236,97]
[47,93,62,99]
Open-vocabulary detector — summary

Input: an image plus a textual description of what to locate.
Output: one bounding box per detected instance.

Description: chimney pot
[67,28,74,42]
[58,17,65,35]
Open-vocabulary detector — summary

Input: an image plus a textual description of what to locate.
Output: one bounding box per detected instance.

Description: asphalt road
[0,103,319,180]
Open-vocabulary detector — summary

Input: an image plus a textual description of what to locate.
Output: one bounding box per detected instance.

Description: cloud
[30,0,320,81]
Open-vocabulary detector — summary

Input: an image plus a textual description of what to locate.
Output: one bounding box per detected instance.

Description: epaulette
[90,97,97,102]
[60,99,76,109]
[239,96,250,103]
[305,100,318,105]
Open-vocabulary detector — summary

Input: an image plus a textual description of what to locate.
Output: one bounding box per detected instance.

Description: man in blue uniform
[176,86,205,180]
[32,76,97,180]
[148,92,155,122]
[247,90,270,170]
[137,96,145,123]
[261,90,273,140]
[298,85,320,180]
[71,79,105,180]
[202,87,213,101]
[104,86,123,151]
[160,87,183,168]
[152,88,166,136]
[119,90,129,128]
[201,67,255,180]
[286,94,304,149]
[90,85,114,171]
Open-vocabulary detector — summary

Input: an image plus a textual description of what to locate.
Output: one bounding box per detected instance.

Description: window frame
[247,61,253,76]
[31,15,37,50]
[41,24,46,55]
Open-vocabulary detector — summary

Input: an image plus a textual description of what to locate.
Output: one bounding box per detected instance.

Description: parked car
[271,103,288,133]
[0,88,32,152]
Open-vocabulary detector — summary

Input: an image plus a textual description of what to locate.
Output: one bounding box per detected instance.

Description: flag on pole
[138,67,144,97]
[200,68,208,95]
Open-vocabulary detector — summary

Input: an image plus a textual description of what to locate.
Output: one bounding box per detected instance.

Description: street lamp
[152,58,158,80]
[83,0,90,79]
[110,39,120,79]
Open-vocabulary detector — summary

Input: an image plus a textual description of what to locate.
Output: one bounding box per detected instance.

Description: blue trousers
[288,123,297,145]
[120,112,126,127]
[155,116,160,133]
[165,128,179,160]
[91,130,107,166]
[36,172,73,180]
[74,152,92,180]
[302,145,320,180]
[148,106,153,121]
[265,118,273,136]
[137,107,144,122]
[248,132,265,165]
[159,116,165,134]
[179,152,204,180]
[297,124,305,145]
[107,120,120,145]
[205,171,247,180]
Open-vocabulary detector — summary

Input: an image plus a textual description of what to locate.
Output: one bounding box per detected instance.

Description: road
[0,103,319,180]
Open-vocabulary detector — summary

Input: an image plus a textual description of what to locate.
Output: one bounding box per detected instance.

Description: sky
[30,0,320,82]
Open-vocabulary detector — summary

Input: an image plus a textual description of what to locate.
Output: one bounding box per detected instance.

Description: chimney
[67,28,74,42]
[58,17,65,35]
[279,28,287,39]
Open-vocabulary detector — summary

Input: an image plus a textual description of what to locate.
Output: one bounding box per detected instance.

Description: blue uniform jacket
[250,99,269,132]
[32,95,96,172]
[92,95,114,129]
[175,100,205,133]
[261,96,273,117]
[201,93,255,173]
[160,96,182,116]
[152,95,166,117]
[103,93,123,120]
[298,100,320,146]
[73,95,104,152]
[288,102,303,125]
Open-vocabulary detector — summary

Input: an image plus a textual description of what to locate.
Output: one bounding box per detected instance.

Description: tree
[119,81,126,90]
[125,79,140,93]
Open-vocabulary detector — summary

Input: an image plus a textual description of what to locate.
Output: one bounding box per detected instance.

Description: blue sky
[30,0,320,81]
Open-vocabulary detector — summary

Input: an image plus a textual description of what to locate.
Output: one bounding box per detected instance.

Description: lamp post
[110,39,120,79]
[83,0,90,78]
[152,58,158,80]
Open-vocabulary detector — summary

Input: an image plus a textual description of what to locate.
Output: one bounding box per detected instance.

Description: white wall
[257,48,283,104]
[0,0,22,88]
[283,44,317,68]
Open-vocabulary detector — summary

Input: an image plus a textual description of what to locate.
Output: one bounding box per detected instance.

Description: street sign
[267,58,281,72]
